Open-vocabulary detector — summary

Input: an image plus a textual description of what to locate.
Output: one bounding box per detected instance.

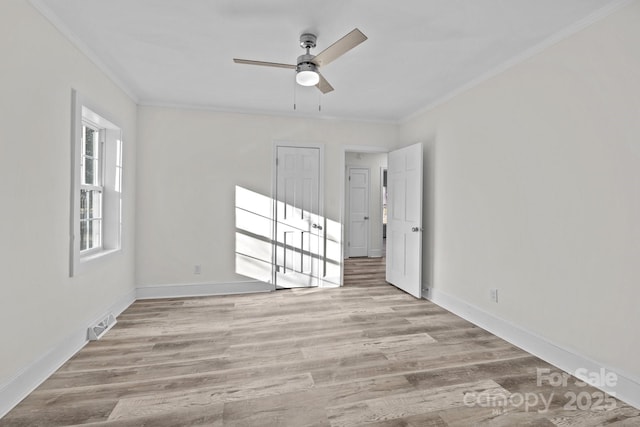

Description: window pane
[114,167,122,193]
[80,189,102,219]
[82,125,100,185]
[116,139,122,167]
[80,189,88,220]
[80,219,102,251]
[91,190,102,219]
[84,158,94,185]
[90,219,102,248]
[80,188,102,251]
[80,221,88,251]
[84,126,98,157]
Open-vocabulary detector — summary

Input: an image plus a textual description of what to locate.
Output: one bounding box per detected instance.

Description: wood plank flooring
[2,257,639,426]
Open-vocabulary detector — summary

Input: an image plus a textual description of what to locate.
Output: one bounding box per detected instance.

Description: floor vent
[88,313,117,341]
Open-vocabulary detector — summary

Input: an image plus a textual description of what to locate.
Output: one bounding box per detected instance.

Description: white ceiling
[32,0,626,122]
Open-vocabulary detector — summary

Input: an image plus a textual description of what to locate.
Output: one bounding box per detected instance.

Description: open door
[385,143,423,298]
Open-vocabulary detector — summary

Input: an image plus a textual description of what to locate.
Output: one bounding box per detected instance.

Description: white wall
[345,152,388,258]
[0,0,137,411]
[136,106,398,289]
[401,0,640,384]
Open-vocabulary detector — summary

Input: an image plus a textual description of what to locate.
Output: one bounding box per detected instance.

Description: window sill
[80,248,120,264]
[72,248,121,277]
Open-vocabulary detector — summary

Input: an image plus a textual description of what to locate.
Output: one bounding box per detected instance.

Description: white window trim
[70,89,123,276]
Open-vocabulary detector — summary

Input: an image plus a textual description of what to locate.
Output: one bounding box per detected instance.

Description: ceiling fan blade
[233,58,296,69]
[313,28,367,67]
[316,73,334,94]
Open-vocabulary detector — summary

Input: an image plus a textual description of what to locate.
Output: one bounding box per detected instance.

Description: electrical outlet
[490,288,499,303]
[194,265,201,275]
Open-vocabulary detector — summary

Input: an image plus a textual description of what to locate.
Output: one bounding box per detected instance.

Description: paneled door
[385,143,423,298]
[348,167,369,257]
[274,146,322,288]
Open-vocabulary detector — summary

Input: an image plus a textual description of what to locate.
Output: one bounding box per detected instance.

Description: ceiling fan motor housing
[297,53,317,71]
[299,33,317,50]
[297,61,318,74]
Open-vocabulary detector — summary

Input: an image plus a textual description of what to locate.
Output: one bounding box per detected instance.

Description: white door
[348,167,369,257]
[274,146,322,288]
[385,143,423,298]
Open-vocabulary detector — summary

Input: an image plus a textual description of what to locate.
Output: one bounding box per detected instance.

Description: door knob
[411,226,422,232]
[312,223,323,230]
[364,216,369,220]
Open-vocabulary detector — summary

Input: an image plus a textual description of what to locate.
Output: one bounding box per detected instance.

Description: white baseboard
[427,288,640,410]
[368,249,383,258]
[0,289,135,419]
[136,280,274,300]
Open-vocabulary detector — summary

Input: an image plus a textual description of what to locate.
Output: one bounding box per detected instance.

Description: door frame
[272,141,325,287]
[381,166,388,246]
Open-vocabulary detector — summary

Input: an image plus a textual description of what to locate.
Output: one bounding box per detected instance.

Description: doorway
[342,144,424,298]
[344,152,387,259]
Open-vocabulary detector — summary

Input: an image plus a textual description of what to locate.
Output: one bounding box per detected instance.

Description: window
[70,90,123,276]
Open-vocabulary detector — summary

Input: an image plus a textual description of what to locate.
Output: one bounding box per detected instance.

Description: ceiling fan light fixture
[296,62,320,86]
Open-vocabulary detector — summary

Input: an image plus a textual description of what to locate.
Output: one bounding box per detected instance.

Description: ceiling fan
[233,28,367,94]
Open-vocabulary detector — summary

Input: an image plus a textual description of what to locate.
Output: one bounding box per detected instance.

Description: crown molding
[402,0,634,123]
[28,0,140,104]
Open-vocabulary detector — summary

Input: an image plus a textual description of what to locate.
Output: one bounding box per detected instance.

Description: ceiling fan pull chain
[293,75,297,110]
[318,92,322,112]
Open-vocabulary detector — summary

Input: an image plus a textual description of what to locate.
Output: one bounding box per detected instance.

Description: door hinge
[348,175,351,181]
[348,241,350,246]
[276,157,279,166]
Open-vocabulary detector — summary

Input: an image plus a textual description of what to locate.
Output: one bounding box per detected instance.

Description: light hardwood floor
[2,257,638,426]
